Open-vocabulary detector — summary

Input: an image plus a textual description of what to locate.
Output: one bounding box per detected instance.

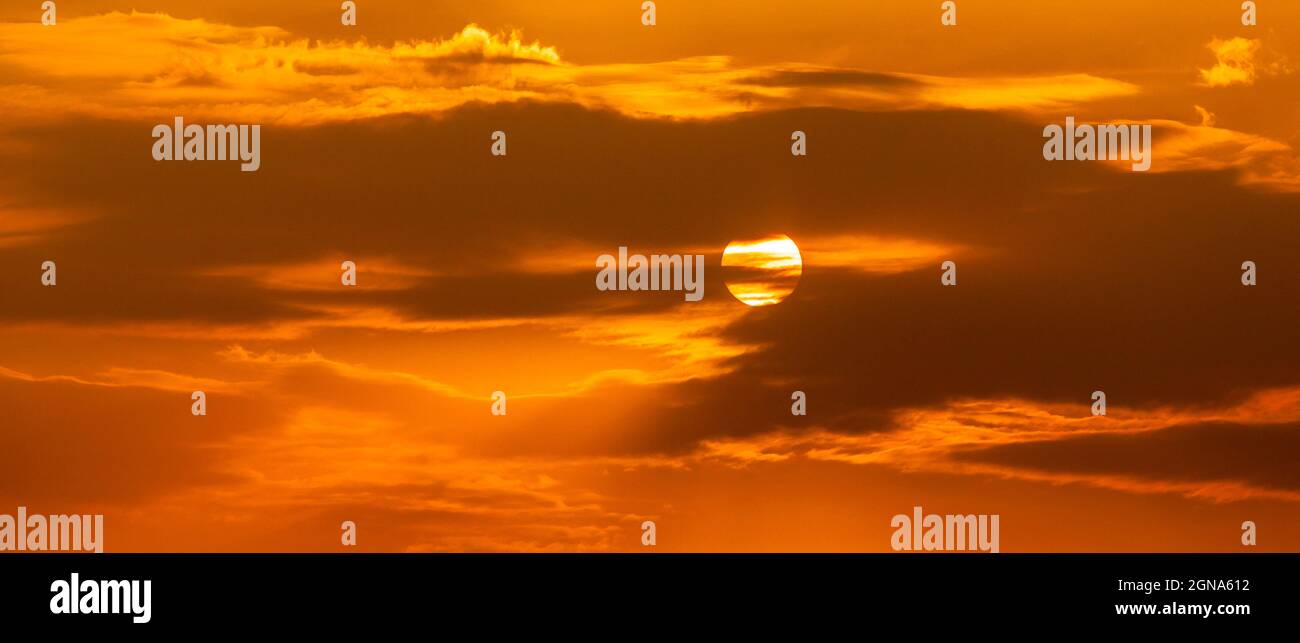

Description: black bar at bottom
[0,553,1289,630]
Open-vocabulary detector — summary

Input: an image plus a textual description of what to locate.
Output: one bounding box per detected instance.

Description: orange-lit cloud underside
[2,1,1300,552]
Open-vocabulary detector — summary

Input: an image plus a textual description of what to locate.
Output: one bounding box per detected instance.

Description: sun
[721,235,803,306]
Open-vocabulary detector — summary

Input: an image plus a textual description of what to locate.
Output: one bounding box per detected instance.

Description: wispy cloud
[1149,119,1299,190]
[0,13,1137,124]
[696,385,1300,503]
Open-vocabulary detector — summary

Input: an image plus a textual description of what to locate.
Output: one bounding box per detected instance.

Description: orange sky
[1,1,1299,552]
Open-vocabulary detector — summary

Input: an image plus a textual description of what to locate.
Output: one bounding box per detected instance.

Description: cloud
[0,370,284,508]
[1200,37,1262,87]
[1198,37,1291,88]
[694,384,1300,503]
[0,12,1137,125]
[0,204,92,248]
[1148,119,1300,190]
[201,257,436,292]
[799,235,958,274]
[952,419,1300,503]
[0,14,562,125]
[0,350,649,551]
[1193,105,1216,127]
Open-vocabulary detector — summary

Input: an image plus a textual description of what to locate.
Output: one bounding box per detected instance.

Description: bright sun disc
[721,235,802,306]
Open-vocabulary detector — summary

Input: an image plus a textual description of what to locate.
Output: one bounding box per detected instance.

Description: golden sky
[1,1,1299,552]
